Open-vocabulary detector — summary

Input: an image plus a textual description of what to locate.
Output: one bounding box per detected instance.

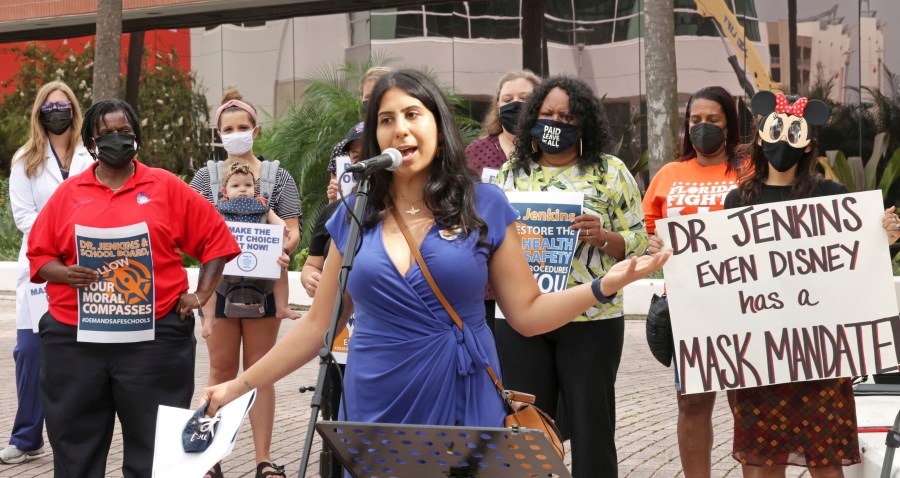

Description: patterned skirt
[732,378,860,468]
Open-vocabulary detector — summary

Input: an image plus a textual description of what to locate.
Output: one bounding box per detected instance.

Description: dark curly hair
[81,99,142,156]
[510,75,610,174]
[733,95,822,205]
[358,69,487,246]
[678,86,742,176]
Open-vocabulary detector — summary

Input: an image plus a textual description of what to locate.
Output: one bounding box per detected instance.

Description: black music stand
[315,421,571,478]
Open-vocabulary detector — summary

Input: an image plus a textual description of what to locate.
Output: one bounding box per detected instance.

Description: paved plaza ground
[0,294,811,477]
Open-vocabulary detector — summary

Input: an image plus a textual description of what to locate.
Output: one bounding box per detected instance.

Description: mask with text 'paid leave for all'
[530,119,579,155]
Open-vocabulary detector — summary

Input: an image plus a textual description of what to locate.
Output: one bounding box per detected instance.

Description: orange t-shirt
[642,158,739,234]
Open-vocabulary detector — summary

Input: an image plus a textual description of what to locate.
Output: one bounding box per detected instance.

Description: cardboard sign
[223,222,284,280]
[657,191,900,393]
[75,223,155,343]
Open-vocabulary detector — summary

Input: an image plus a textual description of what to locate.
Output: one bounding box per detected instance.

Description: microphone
[345,148,403,174]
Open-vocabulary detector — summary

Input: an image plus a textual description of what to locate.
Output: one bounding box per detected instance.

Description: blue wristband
[591,277,616,304]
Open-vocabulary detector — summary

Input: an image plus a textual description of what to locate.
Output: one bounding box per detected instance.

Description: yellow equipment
[695,0,781,96]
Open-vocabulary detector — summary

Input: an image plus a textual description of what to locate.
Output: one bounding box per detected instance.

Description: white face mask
[221,130,254,156]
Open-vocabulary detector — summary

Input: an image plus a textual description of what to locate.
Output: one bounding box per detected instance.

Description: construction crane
[695,0,781,96]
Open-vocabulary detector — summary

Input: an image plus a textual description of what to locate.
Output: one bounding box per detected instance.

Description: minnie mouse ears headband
[750,91,829,125]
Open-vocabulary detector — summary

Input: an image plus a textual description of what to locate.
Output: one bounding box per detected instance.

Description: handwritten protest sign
[223,222,284,280]
[76,223,155,343]
[657,191,900,394]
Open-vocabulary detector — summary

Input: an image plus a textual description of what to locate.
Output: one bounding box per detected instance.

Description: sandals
[204,462,224,478]
[256,461,286,478]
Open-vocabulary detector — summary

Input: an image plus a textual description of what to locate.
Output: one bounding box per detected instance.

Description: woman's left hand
[176,292,203,321]
[600,249,672,296]
[572,214,608,248]
[883,206,900,245]
[277,251,290,269]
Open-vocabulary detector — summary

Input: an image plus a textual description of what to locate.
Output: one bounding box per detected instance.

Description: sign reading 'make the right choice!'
[657,190,900,394]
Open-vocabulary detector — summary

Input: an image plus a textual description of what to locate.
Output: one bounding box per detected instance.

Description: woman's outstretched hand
[599,249,671,297]
[200,379,245,416]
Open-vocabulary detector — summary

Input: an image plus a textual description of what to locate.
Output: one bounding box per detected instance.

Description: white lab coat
[10,142,93,329]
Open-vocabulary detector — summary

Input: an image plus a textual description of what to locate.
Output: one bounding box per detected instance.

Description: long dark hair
[82,99,143,154]
[359,69,486,243]
[734,95,821,205]
[510,75,610,174]
[678,86,742,176]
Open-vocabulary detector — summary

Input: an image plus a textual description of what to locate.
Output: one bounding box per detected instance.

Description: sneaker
[0,445,45,464]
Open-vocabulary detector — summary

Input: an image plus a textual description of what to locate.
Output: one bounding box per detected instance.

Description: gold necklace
[96,163,135,192]
[394,196,425,215]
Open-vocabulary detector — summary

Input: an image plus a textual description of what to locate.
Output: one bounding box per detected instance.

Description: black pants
[39,309,196,478]
[495,317,625,478]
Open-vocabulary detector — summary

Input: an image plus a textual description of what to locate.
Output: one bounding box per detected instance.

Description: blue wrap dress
[326,183,517,427]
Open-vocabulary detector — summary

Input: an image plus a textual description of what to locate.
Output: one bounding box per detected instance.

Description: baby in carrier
[205,162,294,337]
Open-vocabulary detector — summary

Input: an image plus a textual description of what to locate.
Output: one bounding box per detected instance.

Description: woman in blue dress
[201,69,668,437]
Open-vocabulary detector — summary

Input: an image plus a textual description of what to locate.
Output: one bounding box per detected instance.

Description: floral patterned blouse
[493,154,648,321]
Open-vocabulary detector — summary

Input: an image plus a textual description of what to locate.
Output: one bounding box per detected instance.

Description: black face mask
[499,101,523,134]
[689,123,725,155]
[93,132,137,169]
[762,141,806,172]
[530,119,579,155]
[41,110,73,136]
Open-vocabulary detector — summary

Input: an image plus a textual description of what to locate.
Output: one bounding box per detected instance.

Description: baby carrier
[208,159,280,318]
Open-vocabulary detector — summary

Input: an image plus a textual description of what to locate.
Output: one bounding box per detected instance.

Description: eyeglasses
[40,101,73,113]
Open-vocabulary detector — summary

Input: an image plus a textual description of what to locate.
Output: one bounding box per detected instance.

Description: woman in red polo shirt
[27,99,241,478]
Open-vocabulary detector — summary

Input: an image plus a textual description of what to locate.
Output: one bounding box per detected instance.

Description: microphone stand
[296,173,371,478]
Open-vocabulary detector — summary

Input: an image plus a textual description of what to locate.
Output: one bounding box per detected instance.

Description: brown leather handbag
[391,206,565,459]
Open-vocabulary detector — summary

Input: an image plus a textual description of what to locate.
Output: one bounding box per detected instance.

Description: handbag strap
[389,204,506,397]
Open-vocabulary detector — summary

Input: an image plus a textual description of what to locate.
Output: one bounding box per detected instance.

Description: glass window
[370,9,425,40]
[545,16,575,45]
[470,18,520,39]
[736,17,760,42]
[614,18,640,42]
[424,4,465,38]
[545,0,574,20]
[579,23,614,45]
[771,67,781,83]
[616,0,641,17]
[731,0,759,18]
[675,12,719,37]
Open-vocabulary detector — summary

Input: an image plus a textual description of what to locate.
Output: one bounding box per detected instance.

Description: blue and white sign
[223,222,284,279]
[335,155,357,198]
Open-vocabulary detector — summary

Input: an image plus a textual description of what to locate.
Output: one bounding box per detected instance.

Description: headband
[214,99,258,126]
